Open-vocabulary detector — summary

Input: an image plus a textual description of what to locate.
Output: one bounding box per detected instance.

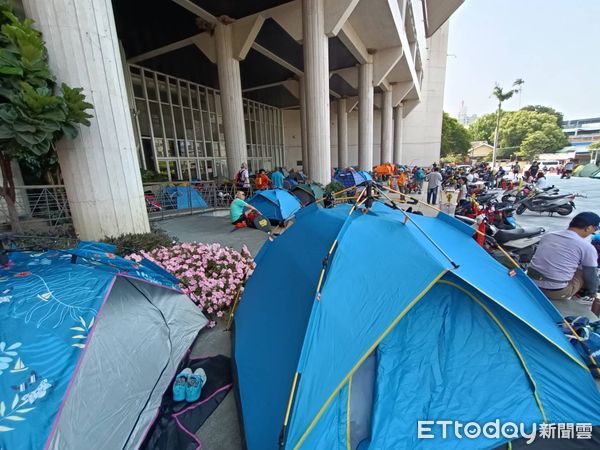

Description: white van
[540,160,560,173]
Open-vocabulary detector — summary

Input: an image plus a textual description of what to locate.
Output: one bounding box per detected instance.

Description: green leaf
[0,65,22,75]
[61,123,78,140]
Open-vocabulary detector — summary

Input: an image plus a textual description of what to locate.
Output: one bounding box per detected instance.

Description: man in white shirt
[425,167,443,205]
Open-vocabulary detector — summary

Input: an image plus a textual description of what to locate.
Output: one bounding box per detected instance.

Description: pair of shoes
[173,368,207,402]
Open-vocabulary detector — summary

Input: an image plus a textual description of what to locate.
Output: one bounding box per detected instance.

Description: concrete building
[19,0,463,238]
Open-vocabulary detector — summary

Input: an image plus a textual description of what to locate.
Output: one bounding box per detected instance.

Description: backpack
[234,169,246,187]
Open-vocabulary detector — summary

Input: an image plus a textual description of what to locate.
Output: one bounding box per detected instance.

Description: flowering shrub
[127,243,255,327]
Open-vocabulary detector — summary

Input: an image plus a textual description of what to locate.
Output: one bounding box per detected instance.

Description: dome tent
[0,242,207,450]
[576,163,600,178]
[290,183,325,206]
[247,189,302,224]
[234,202,600,450]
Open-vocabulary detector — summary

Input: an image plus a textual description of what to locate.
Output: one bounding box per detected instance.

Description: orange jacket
[255,174,270,190]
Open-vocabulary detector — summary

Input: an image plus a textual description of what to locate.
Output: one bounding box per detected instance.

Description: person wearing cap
[528,212,600,314]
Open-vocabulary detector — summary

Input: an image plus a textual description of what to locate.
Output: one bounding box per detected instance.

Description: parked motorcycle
[515,189,575,216]
[456,215,545,267]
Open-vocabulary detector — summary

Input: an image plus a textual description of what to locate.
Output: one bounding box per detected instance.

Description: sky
[443,0,600,121]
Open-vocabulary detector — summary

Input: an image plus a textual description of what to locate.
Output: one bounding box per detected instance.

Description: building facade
[19,0,464,238]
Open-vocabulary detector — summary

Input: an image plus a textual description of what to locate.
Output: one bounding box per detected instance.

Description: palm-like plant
[491,80,522,166]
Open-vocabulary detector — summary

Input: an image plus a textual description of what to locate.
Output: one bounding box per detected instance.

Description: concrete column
[393,104,404,164]
[358,62,374,171]
[299,76,309,176]
[23,0,149,239]
[302,0,331,185]
[337,98,348,169]
[215,22,248,178]
[380,89,393,164]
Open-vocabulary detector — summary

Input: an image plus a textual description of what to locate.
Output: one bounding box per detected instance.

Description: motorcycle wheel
[556,204,573,216]
[516,204,526,215]
[501,195,514,202]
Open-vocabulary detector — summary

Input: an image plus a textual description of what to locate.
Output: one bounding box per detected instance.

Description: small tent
[576,163,600,178]
[165,185,209,209]
[0,242,206,449]
[334,169,369,188]
[290,183,325,206]
[247,189,302,223]
[234,202,600,450]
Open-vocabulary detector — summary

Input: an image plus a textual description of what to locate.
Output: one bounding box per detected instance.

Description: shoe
[186,368,207,403]
[575,295,595,306]
[173,368,192,402]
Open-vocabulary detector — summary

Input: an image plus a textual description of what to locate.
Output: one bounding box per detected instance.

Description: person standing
[414,167,425,194]
[425,166,443,205]
[255,169,270,190]
[235,163,250,194]
[271,167,284,189]
[512,160,521,181]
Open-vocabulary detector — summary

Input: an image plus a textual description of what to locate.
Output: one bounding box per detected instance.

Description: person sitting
[230,191,260,228]
[528,212,600,313]
[535,171,550,189]
[271,168,284,189]
[255,169,270,190]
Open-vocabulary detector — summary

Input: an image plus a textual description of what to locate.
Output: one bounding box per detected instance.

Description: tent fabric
[247,189,302,222]
[0,243,206,450]
[165,186,208,209]
[141,354,233,450]
[334,169,368,188]
[576,163,600,177]
[290,184,325,206]
[234,202,600,450]
[234,204,351,450]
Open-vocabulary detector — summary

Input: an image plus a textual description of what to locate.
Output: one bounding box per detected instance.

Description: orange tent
[374,163,395,175]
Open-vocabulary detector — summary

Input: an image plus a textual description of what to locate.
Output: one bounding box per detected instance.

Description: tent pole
[279,371,300,448]
[562,320,600,378]
[375,186,459,269]
[382,186,522,271]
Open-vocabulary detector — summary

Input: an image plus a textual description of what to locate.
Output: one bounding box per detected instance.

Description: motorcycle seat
[534,193,571,200]
[476,193,497,203]
[495,227,544,244]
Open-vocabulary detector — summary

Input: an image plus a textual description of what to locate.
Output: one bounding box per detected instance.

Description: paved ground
[153,176,600,448]
[515,174,600,232]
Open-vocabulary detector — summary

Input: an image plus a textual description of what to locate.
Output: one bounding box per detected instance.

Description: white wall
[283,108,382,171]
[401,22,449,166]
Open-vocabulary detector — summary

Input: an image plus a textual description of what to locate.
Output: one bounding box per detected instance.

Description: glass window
[155,138,166,158]
[207,92,215,112]
[162,104,174,138]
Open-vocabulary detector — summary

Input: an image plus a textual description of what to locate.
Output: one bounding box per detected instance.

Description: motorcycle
[514,189,575,216]
[456,215,545,267]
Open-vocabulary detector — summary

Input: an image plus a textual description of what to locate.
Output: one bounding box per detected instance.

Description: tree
[589,141,600,150]
[499,110,568,159]
[521,105,563,126]
[468,113,497,143]
[0,1,92,232]
[491,80,522,166]
[441,112,471,157]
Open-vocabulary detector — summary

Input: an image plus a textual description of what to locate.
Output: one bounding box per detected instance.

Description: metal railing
[0,181,247,230]
[142,180,243,221]
[0,185,71,229]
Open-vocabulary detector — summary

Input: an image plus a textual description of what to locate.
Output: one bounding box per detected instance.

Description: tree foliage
[0,0,93,230]
[469,113,496,143]
[441,112,471,157]
[469,109,568,161]
[589,141,600,150]
[521,105,563,126]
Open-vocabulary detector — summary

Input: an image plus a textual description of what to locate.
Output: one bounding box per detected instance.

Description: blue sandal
[186,368,207,403]
[173,368,192,402]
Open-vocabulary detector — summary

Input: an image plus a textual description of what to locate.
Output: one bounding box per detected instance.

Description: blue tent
[334,169,369,188]
[234,202,600,450]
[165,185,208,209]
[247,189,302,223]
[0,242,206,449]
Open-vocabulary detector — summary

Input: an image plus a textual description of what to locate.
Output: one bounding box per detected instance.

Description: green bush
[102,229,177,256]
[140,169,168,183]
[7,226,78,250]
[325,180,344,194]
